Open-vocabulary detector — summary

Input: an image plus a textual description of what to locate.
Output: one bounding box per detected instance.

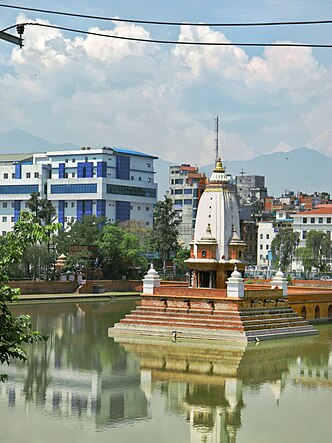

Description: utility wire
[4,22,332,48]
[1,3,332,27]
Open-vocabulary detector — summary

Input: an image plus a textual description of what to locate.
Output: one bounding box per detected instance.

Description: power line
[1,3,332,28]
[4,22,332,48]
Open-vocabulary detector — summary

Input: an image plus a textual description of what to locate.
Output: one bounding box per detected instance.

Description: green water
[0,300,331,443]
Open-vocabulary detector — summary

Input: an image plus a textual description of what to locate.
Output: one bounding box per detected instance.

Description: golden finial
[213,157,225,173]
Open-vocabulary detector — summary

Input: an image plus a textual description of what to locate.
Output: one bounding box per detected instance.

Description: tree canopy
[0,213,58,382]
[299,230,332,272]
[271,228,300,272]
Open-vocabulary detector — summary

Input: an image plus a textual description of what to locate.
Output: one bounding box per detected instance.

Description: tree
[173,247,190,277]
[56,215,106,254]
[0,212,58,382]
[26,192,56,225]
[299,230,332,272]
[149,196,180,274]
[98,224,147,279]
[271,229,300,272]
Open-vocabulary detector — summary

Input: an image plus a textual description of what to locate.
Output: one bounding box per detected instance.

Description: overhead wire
[2,21,332,48]
[0,3,332,27]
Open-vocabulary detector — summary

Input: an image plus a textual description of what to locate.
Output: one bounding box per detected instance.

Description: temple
[109,158,317,342]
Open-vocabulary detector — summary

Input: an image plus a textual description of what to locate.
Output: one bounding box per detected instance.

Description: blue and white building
[0,147,158,233]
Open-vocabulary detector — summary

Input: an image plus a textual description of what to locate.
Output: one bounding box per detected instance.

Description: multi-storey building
[256,211,293,270]
[291,205,332,248]
[236,174,267,205]
[240,220,258,265]
[168,164,207,247]
[0,147,158,234]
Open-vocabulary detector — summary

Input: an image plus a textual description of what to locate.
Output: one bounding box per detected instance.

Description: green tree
[173,247,190,277]
[26,192,56,225]
[0,213,58,382]
[299,230,332,272]
[98,224,147,279]
[271,229,300,272]
[296,246,312,276]
[56,215,106,254]
[150,196,180,274]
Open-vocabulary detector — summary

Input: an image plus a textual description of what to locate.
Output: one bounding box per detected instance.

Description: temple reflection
[115,332,332,443]
[0,301,331,441]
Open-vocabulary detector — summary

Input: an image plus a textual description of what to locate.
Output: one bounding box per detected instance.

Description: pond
[1,299,331,443]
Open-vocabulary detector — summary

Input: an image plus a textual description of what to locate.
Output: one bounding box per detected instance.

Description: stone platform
[109,285,317,343]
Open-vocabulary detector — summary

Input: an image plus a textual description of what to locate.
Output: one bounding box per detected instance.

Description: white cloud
[0,16,331,165]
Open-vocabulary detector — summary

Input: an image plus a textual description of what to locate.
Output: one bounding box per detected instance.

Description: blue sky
[0,0,331,164]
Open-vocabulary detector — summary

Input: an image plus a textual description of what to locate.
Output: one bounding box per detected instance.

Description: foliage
[173,247,190,276]
[298,230,332,272]
[149,196,180,273]
[296,246,312,276]
[98,224,148,279]
[0,213,58,381]
[63,250,93,274]
[271,228,300,272]
[56,215,106,254]
[119,220,151,248]
[26,192,56,225]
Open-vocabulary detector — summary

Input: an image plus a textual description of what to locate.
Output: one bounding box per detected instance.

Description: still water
[1,299,331,443]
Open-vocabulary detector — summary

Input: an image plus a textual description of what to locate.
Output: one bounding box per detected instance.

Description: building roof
[0,153,34,164]
[298,204,332,215]
[112,147,158,159]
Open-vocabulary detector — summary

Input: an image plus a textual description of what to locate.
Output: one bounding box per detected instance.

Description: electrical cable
[3,22,331,48]
[0,3,332,28]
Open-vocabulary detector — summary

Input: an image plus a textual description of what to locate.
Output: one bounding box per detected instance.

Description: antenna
[214,116,219,164]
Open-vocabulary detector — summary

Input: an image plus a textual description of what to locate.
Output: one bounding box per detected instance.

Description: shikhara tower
[186,158,246,289]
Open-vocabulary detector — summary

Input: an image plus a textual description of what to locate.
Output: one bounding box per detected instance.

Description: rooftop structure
[0,146,158,234]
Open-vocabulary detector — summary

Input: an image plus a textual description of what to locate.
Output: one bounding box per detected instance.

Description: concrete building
[291,204,332,248]
[236,174,267,205]
[256,211,293,271]
[0,147,158,233]
[168,164,207,247]
[240,220,257,265]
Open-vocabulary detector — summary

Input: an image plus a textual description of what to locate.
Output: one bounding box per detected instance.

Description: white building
[0,147,158,233]
[292,205,332,247]
[256,212,293,270]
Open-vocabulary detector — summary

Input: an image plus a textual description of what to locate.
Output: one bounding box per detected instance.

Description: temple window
[202,250,206,258]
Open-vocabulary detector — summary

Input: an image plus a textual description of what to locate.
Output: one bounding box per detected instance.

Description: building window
[3,202,7,208]
[146,206,150,211]
[26,172,31,178]
[319,217,323,223]
[327,217,331,223]
[146,163,151,168]
[12,173,15,178]
[266,244,269,249]
[184,199,192,205]
[303,231,307,240]
[174,199,183,206]
[311,218,315,223]
[3,173,8,179]
[72,173,76,178]
[146,221,150,226]
[11,216,14,222]
[138,206,141,210]
[184,189,192,194]
[34,172,39,178]
[72,159,76,163]
[106,184,156,198]
[175,179,183,184]
[260,244,263,249]
[71,202,75,208]
[266,234,269,239]
[2,216,7,222]
[175,189,183,194]
[65,202,68,208]
[51,184,97,194]
[2,231,6,236]
[131,176,134,180]
[0,185,39,195]
[65,159,68,163]
[303,217,307,224]
[138,177,142,181]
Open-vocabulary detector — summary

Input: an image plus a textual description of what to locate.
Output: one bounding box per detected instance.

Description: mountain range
[0,129,331,198]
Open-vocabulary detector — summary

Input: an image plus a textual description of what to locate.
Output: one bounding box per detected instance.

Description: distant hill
[200,147,332,196]
[0,129,78,153]
[0,130,330,197]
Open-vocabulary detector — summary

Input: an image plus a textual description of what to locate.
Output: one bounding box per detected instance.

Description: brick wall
[9,281,78,295]
[78,280,142,294]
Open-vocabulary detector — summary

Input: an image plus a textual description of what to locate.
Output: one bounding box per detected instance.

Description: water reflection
[0,301,331,443]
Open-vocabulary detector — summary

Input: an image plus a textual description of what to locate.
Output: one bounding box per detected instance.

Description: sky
[0,0,331,165]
